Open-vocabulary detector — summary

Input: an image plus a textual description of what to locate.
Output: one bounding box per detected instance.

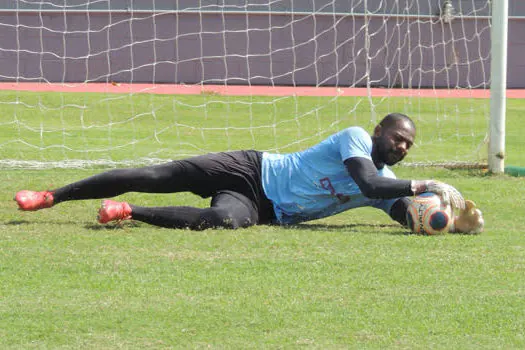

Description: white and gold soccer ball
[406,193,452,235]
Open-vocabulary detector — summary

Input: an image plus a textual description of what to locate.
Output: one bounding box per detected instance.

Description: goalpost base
[504,166,525,177]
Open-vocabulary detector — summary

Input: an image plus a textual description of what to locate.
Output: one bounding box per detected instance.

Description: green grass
[1,91,525,348]
[4,91,523,165]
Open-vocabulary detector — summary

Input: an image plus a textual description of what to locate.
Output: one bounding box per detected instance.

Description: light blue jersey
[261,126,400,225]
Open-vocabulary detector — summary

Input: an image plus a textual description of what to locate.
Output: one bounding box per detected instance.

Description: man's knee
[191,207,253,230]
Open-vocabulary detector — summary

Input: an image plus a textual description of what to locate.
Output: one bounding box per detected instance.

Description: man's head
[372,113,415,167]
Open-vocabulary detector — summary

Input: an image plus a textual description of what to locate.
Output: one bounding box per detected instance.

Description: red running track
[1,82,524,99]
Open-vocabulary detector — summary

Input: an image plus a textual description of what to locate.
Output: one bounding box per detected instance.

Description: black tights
[51,160,263,230]
[131,192,257,230]
[53,164,193,201]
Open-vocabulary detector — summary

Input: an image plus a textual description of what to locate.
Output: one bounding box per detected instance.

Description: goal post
[0,1,511,170]
[488,0,508,174]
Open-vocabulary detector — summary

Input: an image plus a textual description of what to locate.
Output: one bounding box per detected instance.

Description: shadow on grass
[5,219,89,226]
[286,223,481,236]
[89,221,411,235]
[84,222,141,230]
[4,219,138,231]
[282,222,410,235]
[5,219,411,235]
[5,220,32,225]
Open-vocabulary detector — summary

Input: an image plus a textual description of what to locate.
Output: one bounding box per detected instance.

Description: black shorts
[173,150,276,224]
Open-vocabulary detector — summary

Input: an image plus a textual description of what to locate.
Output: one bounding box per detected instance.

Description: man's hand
[450,200,484,234]
[411,180,465,210]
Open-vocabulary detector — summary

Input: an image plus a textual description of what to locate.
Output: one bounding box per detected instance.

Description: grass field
[1,91,524,348]
[4,90,524,165]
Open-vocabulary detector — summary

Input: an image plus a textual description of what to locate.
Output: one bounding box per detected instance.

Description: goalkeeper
[14,113,483,234]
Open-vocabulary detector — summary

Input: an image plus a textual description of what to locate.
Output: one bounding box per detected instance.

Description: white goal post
[0,0,510,170]
[488,0,508,174]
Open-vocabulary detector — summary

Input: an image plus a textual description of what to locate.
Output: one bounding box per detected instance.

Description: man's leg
[15,151,266,215]
[15,158,216,210]
[118,191,258,230]
[52,161,203,203]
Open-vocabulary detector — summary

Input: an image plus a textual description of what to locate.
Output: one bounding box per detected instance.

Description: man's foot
[97,200,132,224]
[14,190,54,211]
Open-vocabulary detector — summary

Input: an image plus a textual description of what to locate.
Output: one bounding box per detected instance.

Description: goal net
[0,0,493,169]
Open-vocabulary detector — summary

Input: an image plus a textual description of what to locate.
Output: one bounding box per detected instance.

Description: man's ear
[373,125,382,137]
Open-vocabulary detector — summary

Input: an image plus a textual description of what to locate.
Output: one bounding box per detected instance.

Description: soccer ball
[406,193,452,235]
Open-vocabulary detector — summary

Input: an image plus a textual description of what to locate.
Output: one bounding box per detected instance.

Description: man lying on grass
[14,113,483,234]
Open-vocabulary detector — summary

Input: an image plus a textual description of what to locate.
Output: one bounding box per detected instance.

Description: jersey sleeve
[370,166,402,215]
[339,127,373,162]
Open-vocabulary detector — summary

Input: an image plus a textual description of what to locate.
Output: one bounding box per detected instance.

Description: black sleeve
[344,157,413,199]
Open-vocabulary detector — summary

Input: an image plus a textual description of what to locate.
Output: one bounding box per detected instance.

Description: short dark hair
[379,113,415,131]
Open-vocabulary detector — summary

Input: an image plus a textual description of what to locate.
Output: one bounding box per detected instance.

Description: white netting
[0,0,493,169]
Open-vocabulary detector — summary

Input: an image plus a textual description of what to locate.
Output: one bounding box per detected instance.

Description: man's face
[373,120,415,166]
